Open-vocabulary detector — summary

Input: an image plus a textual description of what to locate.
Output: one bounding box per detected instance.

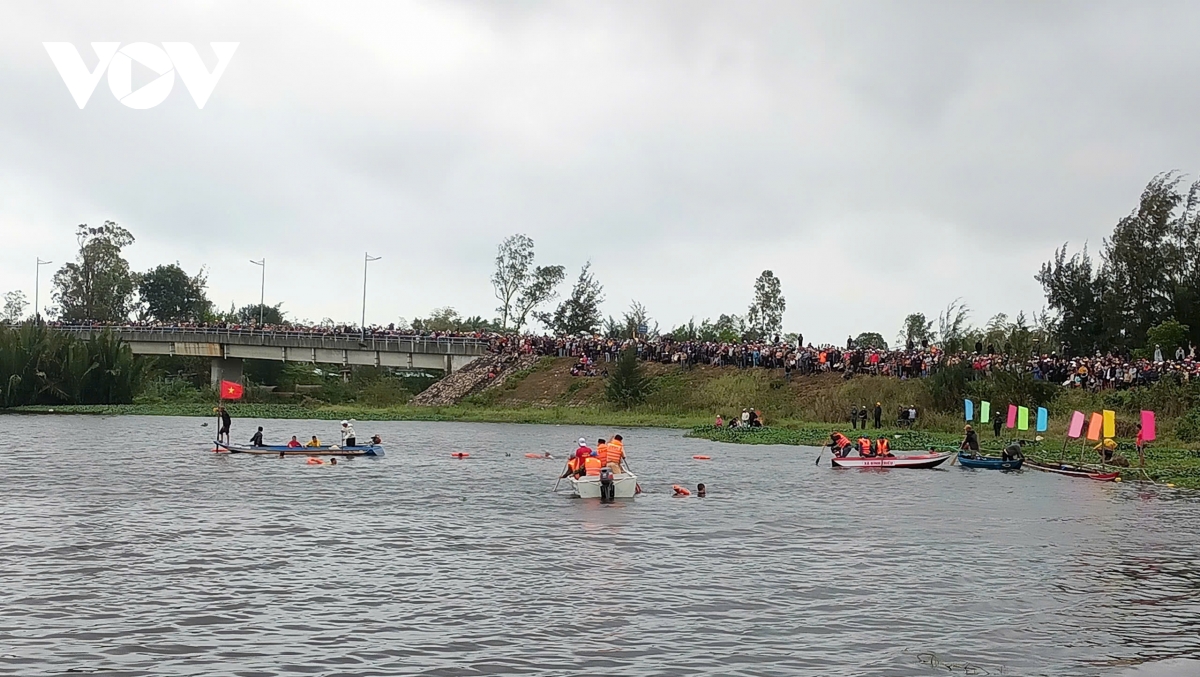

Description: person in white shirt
[341,420,357,447]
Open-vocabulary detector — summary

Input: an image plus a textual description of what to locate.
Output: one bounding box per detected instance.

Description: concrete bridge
[54,326,487,385]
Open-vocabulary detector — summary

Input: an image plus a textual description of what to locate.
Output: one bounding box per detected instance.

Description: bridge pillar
[444,354,453,374]
[210,358,244,388]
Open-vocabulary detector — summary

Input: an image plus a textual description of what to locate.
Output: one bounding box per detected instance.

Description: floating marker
[1067,411,1085,439]
[1141,410,1157,441]
[964,399,974,422]
[1036,407,1048,432]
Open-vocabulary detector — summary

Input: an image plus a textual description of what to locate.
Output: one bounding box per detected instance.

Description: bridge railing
[49,324,489,354]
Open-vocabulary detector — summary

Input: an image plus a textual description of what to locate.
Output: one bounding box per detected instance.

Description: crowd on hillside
[36,320,1200,390]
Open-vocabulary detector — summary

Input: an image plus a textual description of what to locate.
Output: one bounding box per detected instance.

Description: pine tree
[606,347,651,408]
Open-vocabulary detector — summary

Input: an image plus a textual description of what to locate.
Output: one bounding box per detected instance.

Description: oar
[552,459,570,492]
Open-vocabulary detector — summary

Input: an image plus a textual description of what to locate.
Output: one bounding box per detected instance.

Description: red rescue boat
[831,451,953,469]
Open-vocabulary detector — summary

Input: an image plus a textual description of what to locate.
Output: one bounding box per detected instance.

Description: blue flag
[964,399,974,422]
[1036,407,1048,432]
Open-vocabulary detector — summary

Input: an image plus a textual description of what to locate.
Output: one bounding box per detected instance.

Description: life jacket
[596,443,609,465]
[584,456,602,476]
[831,433,851,448]
[566,457,581,473]
[858,437,873,456]
[607,440,624,465]
[877,438,890,455]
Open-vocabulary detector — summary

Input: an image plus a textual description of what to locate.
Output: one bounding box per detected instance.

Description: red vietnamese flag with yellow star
[220,380,244,400]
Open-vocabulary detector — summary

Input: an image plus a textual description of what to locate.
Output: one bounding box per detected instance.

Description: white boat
[571,472,639,499]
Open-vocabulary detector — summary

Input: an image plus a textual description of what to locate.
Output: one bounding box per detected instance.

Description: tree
[137,264,211,322]
[1036,244,1104,356]
[1146,319,1190,359]
[491,234,534,329]
[491,235,565,331]
[537,263,604,335]
[937,298,971,353]
[746,271,785,338]
[622,301,656,338]
[52,222,136,322]
[898,313,935,350]
[512,265,565,331]
[854,332,888,350]
[2,291,28,324]
[236,303,285,325]
[606,347,651,407]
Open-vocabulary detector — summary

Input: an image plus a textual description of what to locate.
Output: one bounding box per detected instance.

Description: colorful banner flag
[964,399,974,421]
[980,401,991,424]
[1141,410,1157,442]
[1018,406,1030,431]
[220,380,244,400]
[1036,407,1048,432]
[1006,404,1017,429]
[1103,410,1116,438]
[1087,412,1103,441]
[1067,411,1085,438]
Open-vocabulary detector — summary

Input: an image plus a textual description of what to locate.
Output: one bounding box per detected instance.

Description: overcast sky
[2,1,1198,344]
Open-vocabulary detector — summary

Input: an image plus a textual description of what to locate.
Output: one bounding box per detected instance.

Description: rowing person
[249,426,265,447]
[960,425,980,456]
[827,432,853,458]
[217,406,232,444]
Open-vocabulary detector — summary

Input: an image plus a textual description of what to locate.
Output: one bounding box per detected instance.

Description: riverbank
[686,424,1200,489]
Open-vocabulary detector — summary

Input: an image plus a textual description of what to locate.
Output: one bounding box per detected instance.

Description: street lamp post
[362,252,381,339]
[35,258,51,323]
[250,259,265,326]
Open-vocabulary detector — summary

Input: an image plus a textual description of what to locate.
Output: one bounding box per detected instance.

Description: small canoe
[213,441,384,457]
[831,452,952,469]
[957,452,1023,470]
[1025,459,1119,481]
[571,472,639,499]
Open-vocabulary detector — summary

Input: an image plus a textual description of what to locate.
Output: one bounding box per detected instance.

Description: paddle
[552,459,570,492]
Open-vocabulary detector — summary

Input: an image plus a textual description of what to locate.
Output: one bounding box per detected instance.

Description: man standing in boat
[341,420,357,447]
[217,406,232,445]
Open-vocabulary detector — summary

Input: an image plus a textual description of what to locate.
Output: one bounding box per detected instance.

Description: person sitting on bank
[305,436,321,447]
[287,435,302,448]
[960,425,980,455]
[250,427,265,447]
[1095,438,1117,463]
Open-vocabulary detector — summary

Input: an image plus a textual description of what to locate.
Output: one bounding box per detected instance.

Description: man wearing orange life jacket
[876,437,892,457]
[606,434,626,473]
[829,432,853,457]
[857,437,873,457]
[595,438,609,465]
[583,451,603,476]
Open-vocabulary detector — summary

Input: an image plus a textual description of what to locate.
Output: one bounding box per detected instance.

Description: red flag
[220,380,244,400]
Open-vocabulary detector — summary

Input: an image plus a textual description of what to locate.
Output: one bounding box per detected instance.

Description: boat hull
[571,473,638,498]
[957,453,1023,470]
[1025,459,1118,481]
[831,452,952,469]
[214,441,384,457]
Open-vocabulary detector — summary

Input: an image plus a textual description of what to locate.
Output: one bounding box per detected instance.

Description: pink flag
[1006,404,1017,429]
[1141,410,1157,441]
[1067,411,1085,439]
[1086,412,1103,441]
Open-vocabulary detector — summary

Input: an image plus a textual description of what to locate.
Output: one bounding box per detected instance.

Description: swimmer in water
[697,483,706,497]
[330,458,338,465]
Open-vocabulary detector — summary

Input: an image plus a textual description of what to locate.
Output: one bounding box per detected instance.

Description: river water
[1,415,1198,677]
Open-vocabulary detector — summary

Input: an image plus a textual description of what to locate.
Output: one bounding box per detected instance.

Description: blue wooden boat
[213,441,385,457]
[957,452,1021,470]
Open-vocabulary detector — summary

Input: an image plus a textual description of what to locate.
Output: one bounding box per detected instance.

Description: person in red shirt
[287,435,302,448]
[572,438,592,477]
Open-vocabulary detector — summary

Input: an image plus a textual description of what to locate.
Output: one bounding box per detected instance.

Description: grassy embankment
[14,357,1200,487]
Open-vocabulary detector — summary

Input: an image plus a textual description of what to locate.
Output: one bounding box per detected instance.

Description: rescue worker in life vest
[876,437,893,457]
[827,432,853,457]
[857,436,873,457]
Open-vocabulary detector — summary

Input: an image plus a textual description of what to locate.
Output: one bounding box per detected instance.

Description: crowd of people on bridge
[39,320,1200,392]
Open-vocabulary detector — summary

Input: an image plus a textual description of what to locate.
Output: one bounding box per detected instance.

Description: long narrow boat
[957,452,1023,470]
[213,441,385,457]
[831,452,952,469]
[1024,459,1118,481]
